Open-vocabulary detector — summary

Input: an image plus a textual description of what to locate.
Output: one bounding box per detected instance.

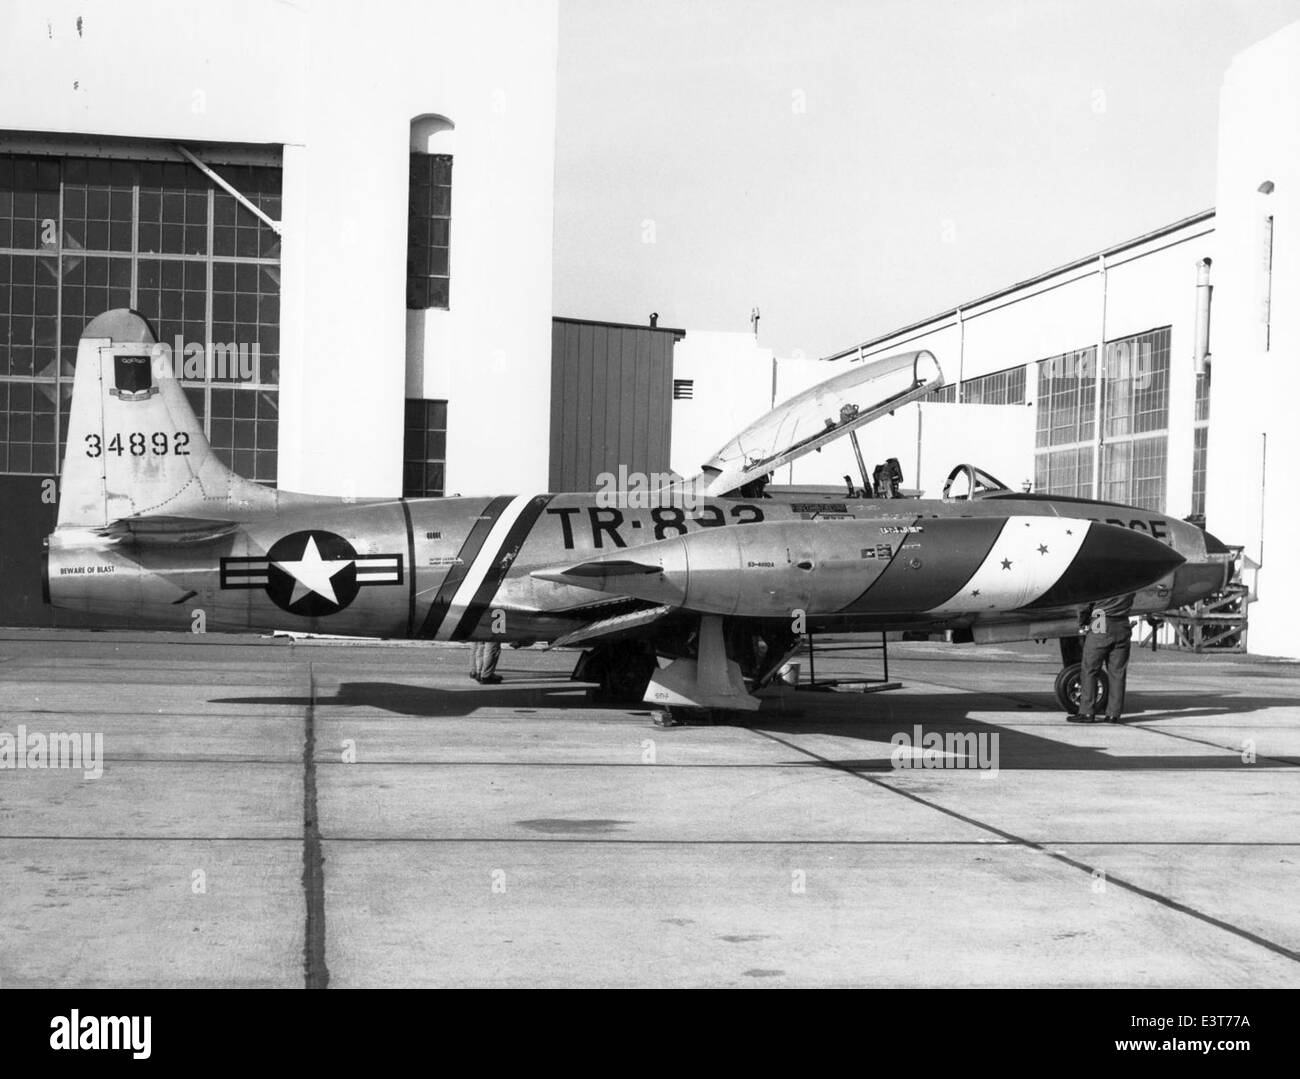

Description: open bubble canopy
[697,349,943,496]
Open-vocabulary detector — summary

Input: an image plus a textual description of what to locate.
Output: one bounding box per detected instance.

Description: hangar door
[0,136,282,625]
[549,317,683,492]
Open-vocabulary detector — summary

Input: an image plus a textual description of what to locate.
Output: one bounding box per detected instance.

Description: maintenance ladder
[797,632,901,692]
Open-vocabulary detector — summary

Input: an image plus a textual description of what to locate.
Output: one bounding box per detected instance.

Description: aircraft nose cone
[1028,521,1185,608]
[1168,561,1231,607]
[1200,527,1231,555]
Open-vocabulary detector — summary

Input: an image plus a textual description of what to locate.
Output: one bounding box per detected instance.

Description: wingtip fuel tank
[532,515,1184,619]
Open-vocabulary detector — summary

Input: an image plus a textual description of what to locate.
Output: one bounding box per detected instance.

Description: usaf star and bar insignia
[220,530,403,616]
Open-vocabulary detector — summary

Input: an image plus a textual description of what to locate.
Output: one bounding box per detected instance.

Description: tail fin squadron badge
[221,530,403,616]
[110,353,158,400]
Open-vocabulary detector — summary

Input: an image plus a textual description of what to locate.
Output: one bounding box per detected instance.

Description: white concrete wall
[669,330,774,479]
[956,272,1098,386]
[0,0,558,498]
[401,5,558,497]
[1206,20,1300,658]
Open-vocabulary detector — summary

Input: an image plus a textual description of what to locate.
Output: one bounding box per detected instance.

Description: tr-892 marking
[85,432,191,458]
[545,503,766,550]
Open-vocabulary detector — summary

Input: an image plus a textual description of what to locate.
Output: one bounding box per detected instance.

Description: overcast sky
[553,0,1300,359]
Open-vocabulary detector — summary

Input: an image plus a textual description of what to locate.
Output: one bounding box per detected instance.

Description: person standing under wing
[1068,592,1136,723]
[470,640,502,684]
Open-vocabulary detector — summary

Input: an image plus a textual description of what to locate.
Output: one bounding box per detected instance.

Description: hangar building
[672,20,1300,660]
[0,0,558,501]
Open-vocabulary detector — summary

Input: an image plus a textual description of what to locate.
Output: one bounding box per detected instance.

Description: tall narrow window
[406,154,451,310]
[1099,326,1171,511]
[1191,368,1210,519]
[403,399,447,496]
[1032,347,1096,498]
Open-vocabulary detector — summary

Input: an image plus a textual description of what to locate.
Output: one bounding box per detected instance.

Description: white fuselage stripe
[927,516,1092,613]
[434,494,534,640]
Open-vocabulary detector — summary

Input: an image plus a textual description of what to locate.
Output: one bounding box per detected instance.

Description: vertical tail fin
[57,309,278,527]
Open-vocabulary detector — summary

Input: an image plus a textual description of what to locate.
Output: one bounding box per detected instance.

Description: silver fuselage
[45,490,1227,642]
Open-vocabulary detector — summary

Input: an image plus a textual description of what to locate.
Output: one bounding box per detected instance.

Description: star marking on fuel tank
[1038,544,1049,555]
[1001,558,1013,570]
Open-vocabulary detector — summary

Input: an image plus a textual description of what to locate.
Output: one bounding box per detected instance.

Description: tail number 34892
[85,432,191,458]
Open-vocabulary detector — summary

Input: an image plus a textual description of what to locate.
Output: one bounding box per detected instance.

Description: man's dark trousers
[1079,621,1132,720]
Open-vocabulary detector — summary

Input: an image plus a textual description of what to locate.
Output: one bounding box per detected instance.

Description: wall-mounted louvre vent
[673,379,694,400]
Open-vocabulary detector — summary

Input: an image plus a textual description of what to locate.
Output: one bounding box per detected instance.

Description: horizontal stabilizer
[96,515,241,546]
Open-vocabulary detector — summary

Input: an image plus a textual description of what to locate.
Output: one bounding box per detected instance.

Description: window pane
[402,399,448,496]
[406,152,451,311]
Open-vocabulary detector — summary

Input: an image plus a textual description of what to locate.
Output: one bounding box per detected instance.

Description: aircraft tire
[594,646,657,703]
[1055,662,1109,714]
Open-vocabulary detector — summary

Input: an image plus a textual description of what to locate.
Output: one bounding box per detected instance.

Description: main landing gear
[573,618,799,722]
[574,640,658,703]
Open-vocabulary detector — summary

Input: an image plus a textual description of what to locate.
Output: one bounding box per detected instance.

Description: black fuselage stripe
[451,494,554,640]
[416,495,515,639]
[838,514,923,611]
[841,516,1008,613]
[400,499,416,639]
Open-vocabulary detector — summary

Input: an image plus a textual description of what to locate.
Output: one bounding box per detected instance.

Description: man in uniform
[470,640,502,684]
[1068,592,1136,723]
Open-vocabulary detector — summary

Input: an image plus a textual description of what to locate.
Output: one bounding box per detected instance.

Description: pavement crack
[1120,722,1297,767]
[302,661,329,989]
[749,727,1300,967]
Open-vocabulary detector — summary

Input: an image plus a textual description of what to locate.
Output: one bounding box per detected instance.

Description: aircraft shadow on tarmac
[210,678,641,716]
[208,680,1296,772]
[754,686,1297,771]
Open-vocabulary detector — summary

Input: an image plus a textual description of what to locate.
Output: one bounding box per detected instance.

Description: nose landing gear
[1054,633,1108,713]
[1054,663,1110,714]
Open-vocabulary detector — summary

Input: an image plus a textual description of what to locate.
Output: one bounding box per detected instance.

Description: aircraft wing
[549,604,677,648]
[696,349,942,496]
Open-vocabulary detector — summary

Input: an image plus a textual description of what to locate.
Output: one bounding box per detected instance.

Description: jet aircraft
[44,310,1231,715]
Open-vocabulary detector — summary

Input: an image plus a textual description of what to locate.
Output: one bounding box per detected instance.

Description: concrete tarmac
[1,630,1297,987]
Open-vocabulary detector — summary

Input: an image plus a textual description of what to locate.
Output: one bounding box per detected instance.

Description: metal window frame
[1097,327,1172,511]
[402,397,448,497]
[0,141,282,480]
[406,152,452,312]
